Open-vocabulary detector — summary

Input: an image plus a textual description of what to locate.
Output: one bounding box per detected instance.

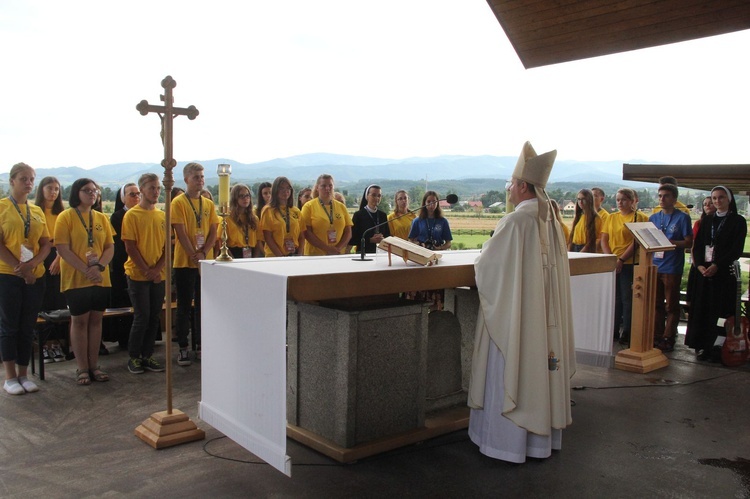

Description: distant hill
[0,153,651,190]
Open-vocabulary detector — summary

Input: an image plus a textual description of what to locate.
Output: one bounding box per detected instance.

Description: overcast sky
[1,0,749,174]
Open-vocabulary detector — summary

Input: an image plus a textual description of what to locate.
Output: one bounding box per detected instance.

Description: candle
[217,163,231,207]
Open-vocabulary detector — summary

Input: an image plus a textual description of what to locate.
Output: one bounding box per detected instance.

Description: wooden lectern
[615,222,674,373]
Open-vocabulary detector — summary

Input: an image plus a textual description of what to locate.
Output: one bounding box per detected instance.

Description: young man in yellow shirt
[171,163,219,366]
[122,173,167,374]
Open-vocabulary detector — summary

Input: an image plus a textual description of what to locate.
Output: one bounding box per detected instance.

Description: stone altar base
[287,300,428,448]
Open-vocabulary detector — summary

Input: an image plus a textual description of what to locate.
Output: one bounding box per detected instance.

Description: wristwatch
[94,263,105,271]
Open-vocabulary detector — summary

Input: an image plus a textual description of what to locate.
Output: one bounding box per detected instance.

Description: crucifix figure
[134,75,204,449]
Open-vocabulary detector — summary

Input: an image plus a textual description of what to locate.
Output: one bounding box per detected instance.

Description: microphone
[353,194,459,261]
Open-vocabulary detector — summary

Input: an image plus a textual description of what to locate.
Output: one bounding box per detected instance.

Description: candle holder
[216,164,233,262]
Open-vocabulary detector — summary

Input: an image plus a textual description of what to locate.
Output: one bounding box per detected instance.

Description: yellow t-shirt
[226,215,260,250]
[299,199,352,256]
[44,208,59,242]
[598,208,609,221]
[0,198,49,278]
[602,210,649,263]
[171,194,220,268]
[571,214,602,246]
[54,208,114,291]
[387,212,416,240]
[121,205,167,281]
[260,205,302,257]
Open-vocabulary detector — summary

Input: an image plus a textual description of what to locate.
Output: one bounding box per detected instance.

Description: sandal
[76,369,91,386]
[90,367,109,382]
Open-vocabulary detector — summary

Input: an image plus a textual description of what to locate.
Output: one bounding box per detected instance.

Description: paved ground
[1,333,749,498]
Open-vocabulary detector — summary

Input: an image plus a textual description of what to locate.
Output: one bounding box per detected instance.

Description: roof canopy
[623,164,750,195]
[487,0,750,69]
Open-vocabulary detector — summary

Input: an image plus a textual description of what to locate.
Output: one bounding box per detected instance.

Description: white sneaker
[4,379,25,395]
[17,376,39,393]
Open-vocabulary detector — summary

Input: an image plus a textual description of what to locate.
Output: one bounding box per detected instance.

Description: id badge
[242,247,253,258]
[284,237,296,254]
[195,229,205,250]
[86,249,99,266]
[704,245,714,263]
[654,251,664,259]
[20,244,33,263]
[327,228,337,244]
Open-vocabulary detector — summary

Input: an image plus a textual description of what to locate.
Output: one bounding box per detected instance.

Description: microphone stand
[352,195,458,262]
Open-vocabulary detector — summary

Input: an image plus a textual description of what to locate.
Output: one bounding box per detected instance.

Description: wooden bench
[32,302,179,380]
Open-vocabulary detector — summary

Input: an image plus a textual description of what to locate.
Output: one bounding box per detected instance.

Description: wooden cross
[136,75,199,191]
[134,77,205,448]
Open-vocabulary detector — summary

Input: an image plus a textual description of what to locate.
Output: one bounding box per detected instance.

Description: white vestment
[468,198,576,463]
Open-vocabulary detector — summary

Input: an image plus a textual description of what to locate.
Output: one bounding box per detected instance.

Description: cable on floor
[572,369,741,391]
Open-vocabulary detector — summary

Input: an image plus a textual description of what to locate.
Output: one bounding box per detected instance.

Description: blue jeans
[174,268,200,349]
[127,277,165,358]
[0,274,45,366]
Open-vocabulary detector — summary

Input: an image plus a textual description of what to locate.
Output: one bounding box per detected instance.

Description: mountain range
[0,153,657,190]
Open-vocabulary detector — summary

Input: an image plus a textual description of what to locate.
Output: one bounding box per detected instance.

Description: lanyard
[188,195,203,228]
[243,223,250,246]
[320,199,334,225]
[8,196,31,240]
[279,207,290,233]
[659,212,674,233]
[710,215,727,245]
[367,210,379,226]
[74,208,94,247]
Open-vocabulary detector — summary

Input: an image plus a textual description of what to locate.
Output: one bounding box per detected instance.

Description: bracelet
[617,258,624,263]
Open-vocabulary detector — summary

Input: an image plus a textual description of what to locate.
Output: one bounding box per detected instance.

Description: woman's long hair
[255,181,272,219]
[269,176,294,210]
[297,187,312,209]
[230,184,258,230]
[392,190,409,216]
[570,188,598,249]
[35,176,64,215]
[418,191,442,219]
[699,196,713,221]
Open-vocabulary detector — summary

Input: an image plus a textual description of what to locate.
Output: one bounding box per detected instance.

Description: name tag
[284,237,296,254]
[327,228,338,244]
[704,245,714,262]
[20,245,33,263]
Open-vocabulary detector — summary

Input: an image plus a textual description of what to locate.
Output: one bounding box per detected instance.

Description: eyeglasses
[505,180,513,190]
[127,192,141,198]
[239,194,252,199]
[577,198,585,201]
[81,189,100,196]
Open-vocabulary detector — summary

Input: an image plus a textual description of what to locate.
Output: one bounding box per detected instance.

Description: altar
[199,250,615,476]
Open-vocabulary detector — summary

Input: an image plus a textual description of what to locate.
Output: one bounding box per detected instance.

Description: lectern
[615,222,674,373]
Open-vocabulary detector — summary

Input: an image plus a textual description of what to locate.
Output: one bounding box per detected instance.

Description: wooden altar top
[209,250,616,303]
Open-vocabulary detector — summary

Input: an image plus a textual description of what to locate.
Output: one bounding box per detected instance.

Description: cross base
[135,409,206,449]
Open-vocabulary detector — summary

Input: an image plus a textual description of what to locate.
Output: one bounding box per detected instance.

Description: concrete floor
[2,334,749,499]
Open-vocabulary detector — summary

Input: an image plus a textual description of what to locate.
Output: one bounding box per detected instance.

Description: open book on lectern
[624,222,675,252]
